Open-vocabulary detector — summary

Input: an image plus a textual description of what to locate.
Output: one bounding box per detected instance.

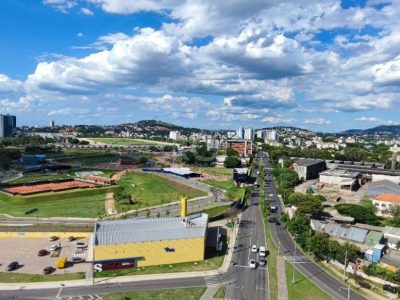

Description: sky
[0,0,399,132]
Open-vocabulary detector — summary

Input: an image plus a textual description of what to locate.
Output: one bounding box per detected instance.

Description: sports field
[116,172,207,211]
[89,138,175,146]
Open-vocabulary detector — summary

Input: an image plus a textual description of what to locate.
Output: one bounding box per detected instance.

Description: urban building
[233,168,248,183]
[92,210,208,271]
[50,120,55,128]
[373,194,400,216]
[319,169,362,191]
[169,131,181,140]
[366,180,400,198]
[243,128,254,141]
[291,158,326,180]
[383,226,400,249]
[227,140,253,157]
[0,114,16,137]
[236,127,244,139]
[206,138,220,151]
[265,130,279,142]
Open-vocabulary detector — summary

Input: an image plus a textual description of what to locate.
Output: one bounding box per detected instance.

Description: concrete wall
[93,237,205,267]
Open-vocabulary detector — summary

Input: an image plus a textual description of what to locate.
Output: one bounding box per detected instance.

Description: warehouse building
[227,139,253,157]
[92,211,208,272]
[291,158,326,180]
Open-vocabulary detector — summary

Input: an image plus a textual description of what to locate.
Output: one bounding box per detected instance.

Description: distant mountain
[341,125,400,135]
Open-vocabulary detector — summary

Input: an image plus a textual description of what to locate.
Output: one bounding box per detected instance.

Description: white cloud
[80,7,94,16]
[0,74,23,94]
[47,108,72,116]
[303,118,331,125]
[43,0,77,12]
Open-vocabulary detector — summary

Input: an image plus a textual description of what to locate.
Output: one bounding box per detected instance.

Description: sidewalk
[200,286,219,300]
[277,255,288,300]
[0,214,241,291]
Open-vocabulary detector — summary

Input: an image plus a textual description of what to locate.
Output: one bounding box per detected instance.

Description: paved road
[260,152,366,300]
[225,177,268,300]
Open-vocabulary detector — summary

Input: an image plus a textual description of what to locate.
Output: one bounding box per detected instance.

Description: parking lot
[0,237,89,274]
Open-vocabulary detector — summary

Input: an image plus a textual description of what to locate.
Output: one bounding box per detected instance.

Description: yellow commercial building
[92,213,208,271]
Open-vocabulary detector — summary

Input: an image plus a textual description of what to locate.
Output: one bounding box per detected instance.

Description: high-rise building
[236,126,244,139]
[0,114,16,138]
[244,128,254,141]
[169,131,181,140]
[265,130,279,142]
[50,120,55,128]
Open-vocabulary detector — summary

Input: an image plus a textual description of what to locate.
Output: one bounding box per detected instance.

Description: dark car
[48,236,59,241]
[259,258,267,266]
[43,266,55,275]
[6,261,19,271]
[383,284,397,294]
[38,249,48,256]
[71,257,85,264]
[68,236,76,242]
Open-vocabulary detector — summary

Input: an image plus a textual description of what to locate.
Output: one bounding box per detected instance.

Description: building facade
[243,128,254,141]
[227,140,253,157]
[0,114,16,138]
[292,158,326,180]
[373,194,400,216]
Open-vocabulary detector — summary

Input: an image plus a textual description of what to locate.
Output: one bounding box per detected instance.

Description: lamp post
[292,234,299,285]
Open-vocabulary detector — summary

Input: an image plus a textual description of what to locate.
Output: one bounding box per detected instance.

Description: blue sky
[0,0,399,132]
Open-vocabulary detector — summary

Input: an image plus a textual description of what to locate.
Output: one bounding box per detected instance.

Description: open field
[204,179,245,200]
[286,261,332,300]
[116,172,207,211]
[194,167,233,178]
[57,153,119,165]
[0,187,114,218]
[0,271,84,283]
[103,287,206,300]
[89,138,175,146]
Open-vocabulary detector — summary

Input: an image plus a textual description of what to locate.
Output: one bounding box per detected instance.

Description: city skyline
[1,0,400,130]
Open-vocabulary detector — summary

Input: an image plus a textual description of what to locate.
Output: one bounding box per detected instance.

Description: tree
[227,148,239,157]
[308,233,330,261]
[224,156,241,168]
[225,206,240,226]
[335,204,379,225]
[383,205,400,218]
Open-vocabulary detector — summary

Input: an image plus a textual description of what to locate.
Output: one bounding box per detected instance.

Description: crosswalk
[285,255,309,263]
[61,295,102,300]
[204,276,223,286]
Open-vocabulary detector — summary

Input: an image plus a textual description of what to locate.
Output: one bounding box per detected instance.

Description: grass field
[213,286,226,299]
[90,138,175,146]
[103,287,206,300]
[286,261,332,300]
[205,179,245,200]
[7,174,71,184]
[116,173,207,211]
[0,187,114,218]
[193,167,233,177]
[58,153,119,165]
[0,272,85,283]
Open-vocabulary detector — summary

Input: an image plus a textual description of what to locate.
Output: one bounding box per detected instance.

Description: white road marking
[56,287,63,299]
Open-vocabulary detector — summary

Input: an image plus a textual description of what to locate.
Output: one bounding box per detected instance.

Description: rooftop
[234,168,248,174]
[319,169,360,178]
[375,194,400,204]
[94,213,208,246]
[293,158,325,167]
[367,180,400,197]
[162,167,198,176]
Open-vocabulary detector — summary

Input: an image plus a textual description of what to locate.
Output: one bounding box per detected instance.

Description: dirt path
[105,192,117,215]
[111,170,127,181]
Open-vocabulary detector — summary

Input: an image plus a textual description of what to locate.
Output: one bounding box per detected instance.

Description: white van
[259,246,267,257]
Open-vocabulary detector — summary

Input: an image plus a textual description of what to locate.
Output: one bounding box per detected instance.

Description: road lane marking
[56,287,63,299]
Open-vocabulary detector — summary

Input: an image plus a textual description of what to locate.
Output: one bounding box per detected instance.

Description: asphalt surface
[260,152,366,300]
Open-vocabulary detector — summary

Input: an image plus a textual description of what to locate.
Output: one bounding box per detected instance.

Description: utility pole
[292,240,297,285]
[343,249,348,281]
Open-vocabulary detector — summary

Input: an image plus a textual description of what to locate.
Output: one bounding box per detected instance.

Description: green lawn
[286,261,332,300]
[90,138,175,146]
[213,286,226,299]
[103,287,206,300]
[116,173,207,212]
[58,153,119,165]
[0,272,85,283]
[0,187,114,218]
[7,174,71,184]
[205,180,245,200]
[193,167,233,177]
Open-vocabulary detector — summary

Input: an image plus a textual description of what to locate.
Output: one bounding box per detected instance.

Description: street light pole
[343,249,348,282]
[292,241,297,285]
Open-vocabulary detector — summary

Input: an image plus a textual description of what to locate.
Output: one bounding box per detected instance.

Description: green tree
[226,148,239,157]
[308,232,330,261]
[224,156,241,168]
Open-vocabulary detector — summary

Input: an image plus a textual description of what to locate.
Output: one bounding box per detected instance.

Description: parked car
[43,266,55,275]
[38,249,48,256]
[74,248,84,254]
[259,246,267,257]
[76,241,87,249]
[259,258,267,266]
[383,284,397,294]
[6,261,19,271]
[249,259,257,269]
[68,236,76,242]
[71,257,85,264]
[49,244,60,251]
[251,245,258,253]
[48,236,59,241]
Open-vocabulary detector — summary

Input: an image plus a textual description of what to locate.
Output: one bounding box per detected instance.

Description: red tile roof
[375,194,400,204]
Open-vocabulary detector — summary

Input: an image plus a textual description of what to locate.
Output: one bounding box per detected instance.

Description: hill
[341,125,400,136]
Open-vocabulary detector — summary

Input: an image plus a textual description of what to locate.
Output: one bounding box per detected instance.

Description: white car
[49,245,60,251]
[76,241,88,249]
[259,246,267,257]
[251,245,258,253]
[249,259,257,269]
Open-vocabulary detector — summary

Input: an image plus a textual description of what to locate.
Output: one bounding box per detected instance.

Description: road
[260,152,366,300]
[0,181,267,299]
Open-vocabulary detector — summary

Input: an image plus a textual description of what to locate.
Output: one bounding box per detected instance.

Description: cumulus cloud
[303,118,331,125]
[0,74,23,94]
[80,7,94,16]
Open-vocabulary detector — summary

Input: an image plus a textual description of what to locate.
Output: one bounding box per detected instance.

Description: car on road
[269,194,274,197]
[42,266,55,275]
[270,206,278,212]
[49,244,60,251]
[68,236,76,242]
[71,257,85,264]
[383,284,397,294]
[251,245,258,253]
[76,241,87,249]
[249,259,257,269]
[48,236,59,241]
[259,258,267,266]
[6,261,19,271]
[38,249,48,256]
[259,246,267,257]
